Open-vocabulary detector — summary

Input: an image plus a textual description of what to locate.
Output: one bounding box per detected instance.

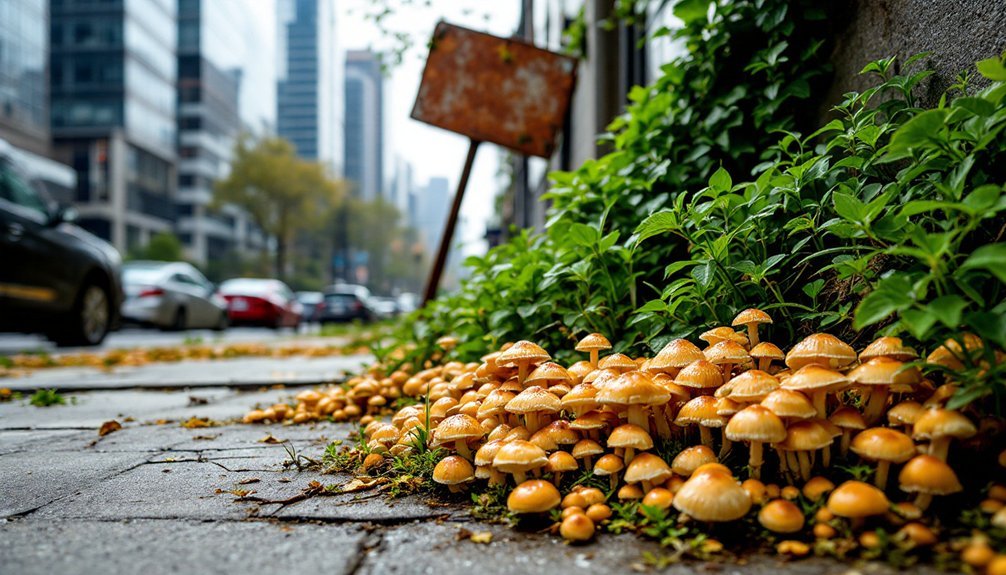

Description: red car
[218,278,302,329]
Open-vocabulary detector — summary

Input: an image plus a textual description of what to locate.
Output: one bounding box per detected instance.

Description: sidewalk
[0,385,942,574]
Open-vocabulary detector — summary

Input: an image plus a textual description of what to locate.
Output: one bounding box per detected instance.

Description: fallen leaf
[278,477,292,483]
[98,420,122,436]
[469,532,493,544]
[340,477,385,493]
[193,434,218,441]
[122,416,135,422]
[237,477,261,485]
[188,396,210,406]
[258,434,286,444]
[181,417,213,429]
[216,488,254,497]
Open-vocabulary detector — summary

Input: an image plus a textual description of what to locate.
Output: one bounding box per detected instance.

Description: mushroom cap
[802,476,836,501]
[596,371,669,407]
[716,397,742,417]
[675,396,726,428]
[720,370,780,402]
[830,406,867,430]
[506,386,561,415]
[912,408,977,441]
[827,481,890,518]
[671,445,718,477]
[624,452,674,484]
[725,405,787,443]
[477,389,516,418]
[859,336,918,363]
[572,439,604,459]
[704,340,751,365]
[778,419,834,451]
[434,414,485,445]
[672,469,752,522]
[507,479,561,513]
[674,360,723,389]
[474,439,507,467]
[433,455,475,485]
[887,401,924,427]
[653,375,691,402]
[618,484,644,500]
[607,423,654,450]
[575,333,612,352]
[699,326,749,347]
[899,454,962,495]
[593,453,625,476]
[430,397,459,419]
[761,389,817,420]
[925,334,984,370]
[781,364,848,393]
[547,450,578,473]
[567,361,594,382]
[693,462,732,476]
[848,357,920,388]
[539,420,579,446]
[559,512,595,541]
[649,339,706,372]
[850,428,916,463]
[436,335,460,349]
[598,353,638,372]
[785,333,857,370]
[562,383,598,411]
[750,342,786,361]
[497,340,551,367]
[569,410,609,431]
[493,440,548,473]
[526,362,572,386]
[733,308,773,327]
[759,499,805,533]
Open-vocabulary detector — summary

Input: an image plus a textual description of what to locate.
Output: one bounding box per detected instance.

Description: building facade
[175,0,267,265]
[49,0,178,253]
[276,0,342,173]
[344,49,383,201]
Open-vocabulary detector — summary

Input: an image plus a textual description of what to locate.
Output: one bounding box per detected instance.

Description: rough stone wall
[823,0,1006,111]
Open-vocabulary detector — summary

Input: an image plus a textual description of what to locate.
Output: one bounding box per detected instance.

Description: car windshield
[122,265,167,285]
[220,279,276,295]
[324,293,356,303]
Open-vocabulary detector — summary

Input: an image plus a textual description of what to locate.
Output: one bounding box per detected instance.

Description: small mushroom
[572,439,604,471]
[493,440,548,484]
[724,405,786,480]
[433,414,484,460]
[912,408,976,462]
[575,333,611,369]
[675,396,725,449]
[623,452,673,492]
[593,453,625,491]
[704,340,751,380]
[433,455,475,493]
[607,423,653,463]
[596,371,668,431]
[559,512,595,542]
[826,480,890,530]
[750,342,785,372]
[829,406,866,458]
[848,357,920,424]
[898,454,962,510]
[732,308,773,348]
[850,427,916,489]
[785,333,857,371]
[505,386,561,433]
[507,479,561,514]
[671,444,718,478]
[758,499,805,533]
[497,340,551,386]
[673,467,751,522]
[781,364,848,419]
[648,339,705,377]
[547,451,578,486]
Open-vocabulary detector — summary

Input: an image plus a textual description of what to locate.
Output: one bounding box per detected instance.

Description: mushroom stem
[653,408,672,439]
[915,493,934,511]
[930,437,951,462]
[509,414,520,428]
[448,484,462,493]
[775,446,788,475]
[874,461,890,490]
[749,441,764,479]
[627,405,648,430]
[525,412,540,434]
[719,435,732,459]
[589,350,599,369]
[822,446,831,468]
[746,325,759,349]
[811,391,827,419]
[863,386,889,424]
[553,472,563,487]
[625,447,636,464]
[583,456,593,472]
[518,362,529,386]
[642,480,654,492]
[797,451,812,482]
[455,440,472,460]
[758,358,770,372]
[609,473,619,492]
[512,471,527,484]
[699,426,713,449]
[840,431,851,457]
[721,363,734,380]
[489,468,505,486]
[786,451,800,483]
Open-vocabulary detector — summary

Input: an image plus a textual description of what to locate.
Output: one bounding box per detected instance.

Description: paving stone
[0,428,93,455]
[0,519,367,575]
[274,490,465,522]
[0,448,148,518]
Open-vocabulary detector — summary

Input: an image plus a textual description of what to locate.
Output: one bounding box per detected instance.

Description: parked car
[370,296,399,319]
[0,139,122,346]
[396,292,419,314]
[121,261,228,331]
[316,291,373,324]
[219,278,302,329]
[295,291,324,323]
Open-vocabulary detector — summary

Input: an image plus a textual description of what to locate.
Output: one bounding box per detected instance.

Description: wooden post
[422,140,480,305]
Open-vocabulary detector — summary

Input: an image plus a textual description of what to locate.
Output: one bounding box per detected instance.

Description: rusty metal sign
[411,22,577,159]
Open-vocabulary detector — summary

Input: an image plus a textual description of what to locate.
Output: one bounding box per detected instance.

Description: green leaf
[632,211,678,246]
[965,312,1006,349]
[664,260,697,278]
[976,57,1006,81]
[885,109,948,157]
[961,243,1006,283]
[962,185,1004,213]
[802,279,825,299]
[927,295,968,328]
[709,167,732,192]
[833,192,867,224]
[692,261,714,289]
[900,308,938,340]
[673,0,710,24]
[568,223,599,247]
[953,96,996,117]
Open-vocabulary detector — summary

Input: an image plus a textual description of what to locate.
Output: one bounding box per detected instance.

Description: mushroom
[802,476,835,502]
[433,414,484,460]
[761,389,817,423]
[642,487,675,510]
[572,439,604,471]
[724,405,786,480]
[715,398,741,458]
[672,467,752,522]
[539,420,579,451]
[912,408,976,462]
[704,340,751,380]
[547,451,578,486]
[718,369,780,403]
[497,340,551,386]
[596,371,668,431]
[829,406,866,458]
[569,410,608,440]
[559,512,595,542]
[607,423,653,463]
[598,353,638,374]
[750,342,786,372]
[887,401,924,434]
[850,427,916,489]
[505,385,561,433]
[848,357,920,424]
[474,439,508,486]
[781,364,848,419]
[492,440,548,484]
[507,479,561,514]
[778,419,834,482]
[732,308,773,348]
[699,326,749,347]
[525,361,573,391]
[674,359,723,397]
[624,452,674,492]
[593,453,625,491]
[648,339,705,377]
[826,480,890,530]
[477,389,517,427]
[433,455,475,493]
[898,454,962,510]
[859,336,918,363]
[575,333,611,369]
[618,484,644,501]
[786,333,857,371]
[758,499,805,533]
[671,445,718,478]
[566,360,594,384]
[675,396,725,449]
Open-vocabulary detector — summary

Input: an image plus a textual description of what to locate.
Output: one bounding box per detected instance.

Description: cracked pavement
[0,374,946,574]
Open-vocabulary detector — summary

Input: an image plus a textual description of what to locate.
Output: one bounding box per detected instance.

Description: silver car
[121,261,228,330]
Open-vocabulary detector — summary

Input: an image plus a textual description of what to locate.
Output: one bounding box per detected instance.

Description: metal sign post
[411,22,577,305]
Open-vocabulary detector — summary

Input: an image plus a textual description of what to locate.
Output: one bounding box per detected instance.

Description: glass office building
[49,0,178,252]
[343,50,383,201]
[0,0,49,156]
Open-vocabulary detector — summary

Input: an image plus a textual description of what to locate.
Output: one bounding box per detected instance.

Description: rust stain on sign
[411,22,577,159]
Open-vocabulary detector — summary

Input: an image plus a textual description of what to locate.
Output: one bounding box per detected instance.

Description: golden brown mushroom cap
[559,512,595,541]
[434,414,485,445]
[829,406,867,431]
[575,333,612,353]
[761,389,817,420]
[733,308,773,327]
[778,419,834,451]
[859,336,918,362]
[596,371,669,407]
[785,333,857,370]
[704,340,751,366]
[525,362,572,386]
[850,428,916,464]
[758,499,805,533]
[593,453,625,476]
[699,326,749,346]
[505,386,562,415]
[507,479,561,513]
[912,408,977,441]
[898,454,962,495]
[547,450,578,473]
[750,342,785,361]
[671,445,718,477]
[674,360,723,389]
[497,340,551,367]
[569,410,608,432]
[474,439,507,467]
[649,339,705,372]
[607,424,654,451]
[598,353,638,372]
[675,396,726,428]
[848,357,920,388]
[716,397,742,417]
[720,370,780,402]
[827,481,890,518]
[802,476,836,501]
[477,389,516,419]
[887,401,924,427]
[673,469,752,522]
[572,439,604,459]
[492,440,548,474]
[567,361,594,382]
[781,364,848,393]
[433,455,475,486]
[624,452,674,485]
[725,405,787,443]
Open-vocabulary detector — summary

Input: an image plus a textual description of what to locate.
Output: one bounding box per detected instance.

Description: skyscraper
[49,0,178,253]
[344,50,383,201]
[276,0,342,173]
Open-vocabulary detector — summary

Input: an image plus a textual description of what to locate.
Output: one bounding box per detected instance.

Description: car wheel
[170,307,187,331]
[52,283,110,347]
[212,311,228,332]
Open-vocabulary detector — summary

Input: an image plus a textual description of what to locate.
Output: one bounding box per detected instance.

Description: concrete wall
[824,0,1006,110]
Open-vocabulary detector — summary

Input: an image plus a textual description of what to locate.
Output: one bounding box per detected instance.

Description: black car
[316,291,373,324]
[0,143,123,346]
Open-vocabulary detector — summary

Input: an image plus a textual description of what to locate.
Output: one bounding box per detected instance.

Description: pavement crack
[345,527,385,575]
